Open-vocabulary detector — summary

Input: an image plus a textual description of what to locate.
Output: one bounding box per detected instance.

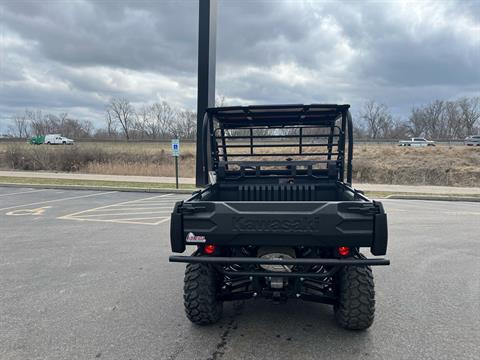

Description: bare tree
[443,101,461,138]
[423,100,444,138]
[145,108,160,139]
[458,97,480,136]
[408,106,428,137]
[133,105,148,139]
[152,101,176,139]
[107,98,135,140]
[105,109,117,138]
[407,98,479,139]
[215,95,227,107]
[8,113,30,138]
[176,109,197,140]
[360,101,393,139]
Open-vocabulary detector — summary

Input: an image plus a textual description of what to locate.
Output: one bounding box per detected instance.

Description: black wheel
[62,141,66,145]
[334,265,375,330]
[184,263,223,325]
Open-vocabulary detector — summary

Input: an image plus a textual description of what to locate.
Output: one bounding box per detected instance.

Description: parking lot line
[57,193,176,225]
[81,206,174,212]
[0,189,48,197]
[154,217,171,225]
[60,215,169,226]
[77,210,172,218]
[0,191,117,211]
[58,193,172,218]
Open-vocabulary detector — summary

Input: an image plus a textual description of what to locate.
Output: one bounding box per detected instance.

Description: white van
[44,134,74,145]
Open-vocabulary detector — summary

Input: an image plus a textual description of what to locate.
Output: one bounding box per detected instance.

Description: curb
[0,182,196,194]
[385,194,480,202]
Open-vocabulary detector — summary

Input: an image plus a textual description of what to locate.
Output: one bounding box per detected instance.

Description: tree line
[6,98,197,141]
[5,96,480,140]
[357,97,480,139]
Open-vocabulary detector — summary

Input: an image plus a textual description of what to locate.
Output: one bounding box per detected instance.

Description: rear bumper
[170,255,389,279]
[169,255,390,266]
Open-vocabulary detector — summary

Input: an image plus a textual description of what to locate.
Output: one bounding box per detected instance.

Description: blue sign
[171,139,180,157]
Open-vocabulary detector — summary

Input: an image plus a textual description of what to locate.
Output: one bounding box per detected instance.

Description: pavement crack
[207,301,244,360]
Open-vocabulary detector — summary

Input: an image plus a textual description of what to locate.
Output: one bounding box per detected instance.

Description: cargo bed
[170,181,388,256]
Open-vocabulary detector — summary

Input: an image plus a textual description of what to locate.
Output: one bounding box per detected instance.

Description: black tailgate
[171,200,387,254]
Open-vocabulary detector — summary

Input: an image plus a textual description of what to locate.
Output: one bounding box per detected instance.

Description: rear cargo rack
[198,104,354,185]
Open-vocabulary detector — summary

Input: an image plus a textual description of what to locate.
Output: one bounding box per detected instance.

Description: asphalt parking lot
[1,186,479,360]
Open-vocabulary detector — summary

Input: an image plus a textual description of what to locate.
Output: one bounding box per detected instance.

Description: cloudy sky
[1,0,479,129]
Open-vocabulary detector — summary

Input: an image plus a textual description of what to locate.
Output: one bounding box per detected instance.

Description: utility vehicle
[44,134,74,145]
[170,104,389,330]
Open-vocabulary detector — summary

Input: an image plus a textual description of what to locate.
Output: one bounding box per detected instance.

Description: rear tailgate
[171,200,387,255]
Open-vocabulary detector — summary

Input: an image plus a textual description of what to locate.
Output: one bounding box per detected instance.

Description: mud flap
[170,203,185,253]
[371,213,388,255]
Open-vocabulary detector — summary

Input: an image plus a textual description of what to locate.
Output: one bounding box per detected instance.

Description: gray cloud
[0,0,479,129]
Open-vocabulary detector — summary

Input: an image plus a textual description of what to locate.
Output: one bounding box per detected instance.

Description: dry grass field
[353,145,479,187]
[0,141,478,186]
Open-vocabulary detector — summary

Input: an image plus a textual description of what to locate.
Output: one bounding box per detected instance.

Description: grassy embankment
[0,141,479,187]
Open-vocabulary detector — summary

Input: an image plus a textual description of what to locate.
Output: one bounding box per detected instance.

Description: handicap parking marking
[57,193,184,225]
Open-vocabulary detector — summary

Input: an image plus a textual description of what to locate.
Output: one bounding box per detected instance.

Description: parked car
[44,134,74,145]
[398,137,435,147]
[464,135,480,146]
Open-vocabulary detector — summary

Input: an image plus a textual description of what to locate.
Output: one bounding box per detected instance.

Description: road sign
[171,139,180,189]
[171,139,180,157]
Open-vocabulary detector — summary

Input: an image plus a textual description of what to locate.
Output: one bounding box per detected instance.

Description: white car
[464,135,480,146]
[398,137,435,147]
[44,134,74,145]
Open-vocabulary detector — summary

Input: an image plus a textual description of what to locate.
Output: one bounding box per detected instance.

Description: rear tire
[334,265,375,330]
[184,263,223,325]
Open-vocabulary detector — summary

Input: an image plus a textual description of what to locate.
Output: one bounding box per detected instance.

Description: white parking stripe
[79,206,173,212]
[0,191,117,211]
[55,193,186,225]
[0,189,48,197]
[77,211,172,218]
[60,216,169,226]
[58,193,172,218]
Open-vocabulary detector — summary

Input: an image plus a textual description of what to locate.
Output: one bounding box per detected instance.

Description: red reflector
[338,246,350,257]
[204,245,216,255]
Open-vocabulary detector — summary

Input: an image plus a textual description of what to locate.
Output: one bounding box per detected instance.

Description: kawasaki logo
[232,217,320,233]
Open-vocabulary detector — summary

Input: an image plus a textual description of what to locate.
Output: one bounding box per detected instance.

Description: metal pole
[175,156,179,189]
[196,0,217,187]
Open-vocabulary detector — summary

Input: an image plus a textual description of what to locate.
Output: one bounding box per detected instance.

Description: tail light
[204,244,216,255]
[338,246,350,257]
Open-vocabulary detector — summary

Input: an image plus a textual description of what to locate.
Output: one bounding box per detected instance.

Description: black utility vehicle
[170,104,389,330]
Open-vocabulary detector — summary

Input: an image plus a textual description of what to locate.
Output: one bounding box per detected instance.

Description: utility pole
[196,0,217,187]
